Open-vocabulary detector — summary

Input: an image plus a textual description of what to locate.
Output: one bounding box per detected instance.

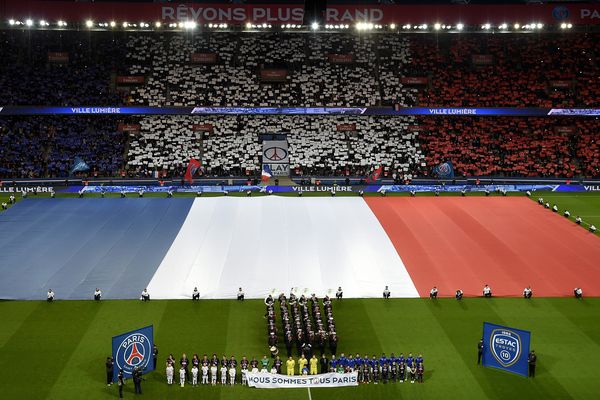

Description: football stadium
[1,0,600,399]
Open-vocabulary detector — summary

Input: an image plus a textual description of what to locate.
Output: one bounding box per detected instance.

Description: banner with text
[3,1,600,25]
[111,325,154,381]
[262,140,289,177]
[246,371,358,389]
[2,106,600,116]
[482,322,531,377]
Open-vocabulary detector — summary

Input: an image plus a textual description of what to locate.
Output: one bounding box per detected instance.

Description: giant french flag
[2,196,600,300]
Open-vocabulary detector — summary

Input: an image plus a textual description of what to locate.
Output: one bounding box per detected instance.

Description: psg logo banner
[482,322,531,377]
[112,325,154,381]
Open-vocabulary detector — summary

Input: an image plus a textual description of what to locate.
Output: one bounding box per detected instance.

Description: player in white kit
[229,366,236,385]
[202,364,209,385]
[220,365,228,385]
[179,366,186,387]
[191,365,198,386]
[166,363,174,385]
[210,364,218,385]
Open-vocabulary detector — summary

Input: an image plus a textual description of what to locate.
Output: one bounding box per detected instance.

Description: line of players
[163,352,425,386]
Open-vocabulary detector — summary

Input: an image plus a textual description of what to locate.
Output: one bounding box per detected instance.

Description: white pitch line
[307,386,313,400]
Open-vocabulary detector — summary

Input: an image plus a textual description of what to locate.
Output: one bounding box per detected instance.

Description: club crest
[115,333,152,375]
[490,329,521,367]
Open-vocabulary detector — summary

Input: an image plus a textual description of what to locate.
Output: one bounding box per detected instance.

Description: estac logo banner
[112,325,154,381]
[482,322,530,377]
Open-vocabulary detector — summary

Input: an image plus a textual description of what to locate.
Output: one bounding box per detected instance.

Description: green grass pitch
[0,298,599,399]
[1,190,600,399]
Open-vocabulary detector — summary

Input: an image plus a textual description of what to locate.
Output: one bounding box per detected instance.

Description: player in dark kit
[391,362,398,382]
[274,356,283,373]
[181,354,190,383]
[371,361,380,384]
[153,345,158,370]
[117,369,125,398]
[105,357,114,386]
[477,339,484,364]
[133,366,142,394]
[528,350,537,377]
[399,361,406,382]
[320,354,329,373]
[381,362,390,383]
[417,362,424,383]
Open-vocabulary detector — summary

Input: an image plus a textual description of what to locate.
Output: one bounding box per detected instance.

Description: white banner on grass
[246,371,358,389]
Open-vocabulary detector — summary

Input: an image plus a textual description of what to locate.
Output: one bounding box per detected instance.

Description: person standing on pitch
[192,287,200,300]
[237,287,245,301]
[133,366,142,394]
[152,344,158,370]
[310,354,318,375]
[47,289,54,302]
[94,288,102,301]
[106,356,114,386]
[220,363,228,385]
[210,362,218,386]
[179,366,186,387]
[141,289,150,301]
[191,364,199,387]
[201,362,209,385]
[117,369,125,398]
[477,339,484,364]
[336,286,343,300]
[523,286,532,299]
[166,362,174,385]
[180,353,189,383]
[528,350,537,377]
[455,289,463,300]
[320,353,329,374]
[286,356,295,376]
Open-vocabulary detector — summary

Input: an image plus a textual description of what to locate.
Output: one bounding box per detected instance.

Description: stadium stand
[1,30,600,179]
[0,30,124,106]
[0,31,598,107]
[418,117,600,178]
[0,117,127,178]
[127,115,424,179]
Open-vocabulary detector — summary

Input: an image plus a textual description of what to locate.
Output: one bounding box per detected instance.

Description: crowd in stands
[1,30,599,179]
[418,117,600,178]
[2,114,600,180]
[0,30,598,108]
[126,115,424,180]
[0,30,124,106]
[0,117,126,178]
[412,34,600,107]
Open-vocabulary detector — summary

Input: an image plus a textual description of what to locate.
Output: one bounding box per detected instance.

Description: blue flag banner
[112,325,154,382]
[482,322,531,377]
[433,161,454,178]
[70,157,90,174]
